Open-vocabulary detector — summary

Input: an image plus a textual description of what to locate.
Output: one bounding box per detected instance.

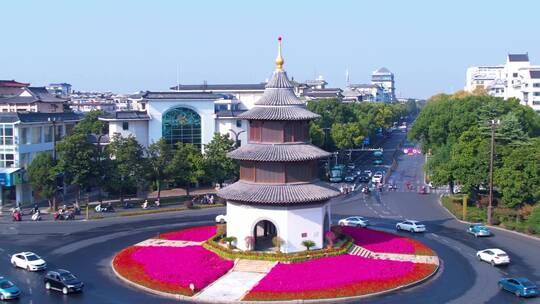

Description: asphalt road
[0,130,538,303]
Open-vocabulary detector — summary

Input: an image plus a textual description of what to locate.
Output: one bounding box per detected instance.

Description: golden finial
[275,36,284,71]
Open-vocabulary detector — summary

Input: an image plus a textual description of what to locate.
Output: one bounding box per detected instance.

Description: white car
[338,216,369,227]
[476,248,510,266]
[215,214,227,224]
[11,252,47,271]
[396,220,426,232]
[372,174,383,184]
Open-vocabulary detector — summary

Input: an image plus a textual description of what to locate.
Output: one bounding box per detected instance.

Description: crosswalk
[348,244,374,258]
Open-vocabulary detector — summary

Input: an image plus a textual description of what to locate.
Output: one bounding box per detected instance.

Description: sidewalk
[0,186,220,222]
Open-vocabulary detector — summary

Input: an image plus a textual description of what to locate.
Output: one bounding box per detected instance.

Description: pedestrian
[209,195,214,205]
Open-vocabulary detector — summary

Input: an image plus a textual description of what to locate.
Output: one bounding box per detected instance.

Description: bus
[372,150,383,165]
[329,165,345,183]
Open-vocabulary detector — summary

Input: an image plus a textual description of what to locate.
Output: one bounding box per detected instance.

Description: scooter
[388,184,397,191]
[12,211,22,222]
[31,211,41,221]
[95,203,115,213]
[361,186,370,194]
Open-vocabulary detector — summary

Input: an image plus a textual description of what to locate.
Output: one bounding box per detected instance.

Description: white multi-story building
[0,112,81,205]
[371,67,396,102]
[465,53,540,112]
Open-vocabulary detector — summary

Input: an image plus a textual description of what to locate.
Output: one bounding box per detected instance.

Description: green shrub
[301,240,316,251]
[202,233,353,263]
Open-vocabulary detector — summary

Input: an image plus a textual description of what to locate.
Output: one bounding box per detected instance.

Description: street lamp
[229,129,246,147]
[487,119,500,225]
[48,117,58,162]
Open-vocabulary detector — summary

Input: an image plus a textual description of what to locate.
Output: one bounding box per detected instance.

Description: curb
[111,247,439,304]
[437,194,540,243]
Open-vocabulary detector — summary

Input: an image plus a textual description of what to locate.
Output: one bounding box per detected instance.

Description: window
[122,121,129,130]
[31,127,42,144]
[44,126,53,143]
[20,128,30,144]
[513,73,518,77]
[236,120,242,128]
[0,124,14,145]
[534,92,540,97]
[534,83,540,88]
[0,153,15,167]
[3,125,13,145]
[141,103,146,110]
[56,125,63,139]
[162,107,201,148]
[65,124,74,135]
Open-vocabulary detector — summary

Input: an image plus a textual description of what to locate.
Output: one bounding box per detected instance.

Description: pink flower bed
[159,225,217,242]
[244,255,436,300]
[113,245,233,295]
[342,227,434,255]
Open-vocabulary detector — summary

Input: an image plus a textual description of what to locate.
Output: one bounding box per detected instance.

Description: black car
[44,269,84,294]
[358,174,370,183]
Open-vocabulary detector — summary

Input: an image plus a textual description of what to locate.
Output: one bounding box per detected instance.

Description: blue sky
[1,0,539,98]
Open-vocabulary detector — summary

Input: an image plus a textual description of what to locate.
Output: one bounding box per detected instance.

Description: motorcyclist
[12,208,22,221]
[31,209,41,221]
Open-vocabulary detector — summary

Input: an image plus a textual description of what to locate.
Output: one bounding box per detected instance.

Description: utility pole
[487,119,500,225]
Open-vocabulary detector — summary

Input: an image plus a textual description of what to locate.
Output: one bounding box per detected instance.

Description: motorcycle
[95,203,115,213]
[54,210,75,221]
[388,184,397,191]
[361,186,370,194]
[31,211,41,221]
[12,210,22,222]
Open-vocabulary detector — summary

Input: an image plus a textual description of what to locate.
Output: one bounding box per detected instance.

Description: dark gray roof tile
[228,143,330,161]
[238,106,319,120]
[218,180,340,205]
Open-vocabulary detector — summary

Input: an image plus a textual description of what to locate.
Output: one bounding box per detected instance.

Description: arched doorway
[162,107,201,148]
[253,220,277,251]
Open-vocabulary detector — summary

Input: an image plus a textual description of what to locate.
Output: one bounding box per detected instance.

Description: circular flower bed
[342,226,435,255]
[112,225,438,302]
[158,225,217,242]
[113,245,233,295]
[244,255,436,301]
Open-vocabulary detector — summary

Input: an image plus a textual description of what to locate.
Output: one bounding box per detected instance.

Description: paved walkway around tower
[195,259,277,301]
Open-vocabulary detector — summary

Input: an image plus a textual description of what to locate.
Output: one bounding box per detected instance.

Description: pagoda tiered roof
[228,143,331,162]
[218,37,340,205]
[218,181,339,205]
[238,106,319,120]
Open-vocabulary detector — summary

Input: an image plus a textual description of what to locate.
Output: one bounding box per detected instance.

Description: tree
[495,139,540,208]
[450,127,490,194]
[74,110,105,135]
[106,134,146,204]
[167,143,204,196]
[56,132,98,203]
[203,133,238,186]
[301,240,315,251]
[146,138,173,201]
[27,153,58,210]
[331,122,365,150]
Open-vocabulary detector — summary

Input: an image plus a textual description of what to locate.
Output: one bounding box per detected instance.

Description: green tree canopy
[167,143,205,196]
[27,153,58,209]
[106,134,146,203]
[146,138,173,200]
[495,138,540,208]
[203,133,238,186]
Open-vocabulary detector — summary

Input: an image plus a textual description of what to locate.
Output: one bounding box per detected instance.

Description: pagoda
[218,37,340,253]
